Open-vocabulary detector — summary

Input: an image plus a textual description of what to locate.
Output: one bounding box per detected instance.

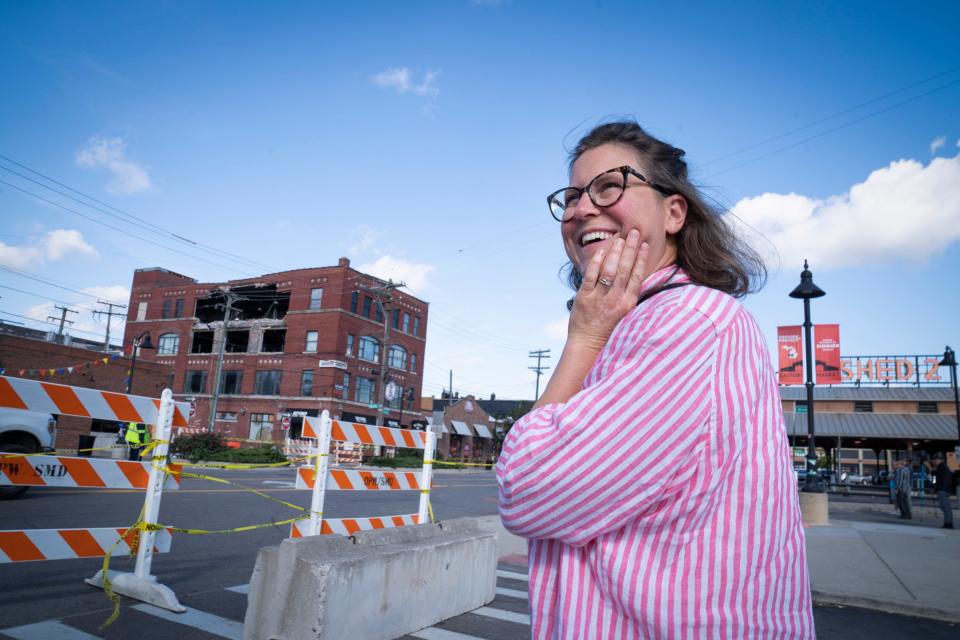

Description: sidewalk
[474,507,960,624]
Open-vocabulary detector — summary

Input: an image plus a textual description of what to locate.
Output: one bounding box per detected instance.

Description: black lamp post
[126,331,155,394]
[939,346,960,446]
[790,260,826,493]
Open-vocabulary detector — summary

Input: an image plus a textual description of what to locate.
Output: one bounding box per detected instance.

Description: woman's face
[562,143,686,275]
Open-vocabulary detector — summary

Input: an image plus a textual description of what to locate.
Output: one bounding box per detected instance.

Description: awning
[473,423,493,439]
[450,420,473,436]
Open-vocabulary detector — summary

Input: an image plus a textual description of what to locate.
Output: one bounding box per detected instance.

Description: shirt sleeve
[497,301,718,547]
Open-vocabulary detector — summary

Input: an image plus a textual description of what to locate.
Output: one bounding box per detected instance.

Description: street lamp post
[125,331,155,395]
[939,346,960,446]
[789,260,826,493]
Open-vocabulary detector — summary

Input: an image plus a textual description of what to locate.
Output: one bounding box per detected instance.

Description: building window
[342,372,351,398]
[261,329,286,352]
[853,401,873,413]
[191,331,214,353]
[355,377,375,404]
[162,299,171,319]
[175,298,184,318]
[351,291,359,314]
[157,333,180,355]
[220,371,243,394]
[406,387,416,410]
[183,371,208,394]
[300,370,314,397]
[346,334,355,356]
[362,296,373,318]
[305,330,318,353]
[392,308,400,329]
[358,336,380,362]
[226,330,249,353]
[216,411,237,422]
[254,370,282,395]
[403,312,410,333]
[249,413,274,441]
[310,288,323,311]
[918,401,939,414]
[410,353,417,373]
[413,316,420,337]
[388,345,407,369]
[136,302,147,321]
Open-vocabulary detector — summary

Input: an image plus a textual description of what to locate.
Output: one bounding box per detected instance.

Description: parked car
[0,408,57,499]
[840,472,872,485]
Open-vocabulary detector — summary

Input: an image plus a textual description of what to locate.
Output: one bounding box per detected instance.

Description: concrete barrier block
[244,518,497,640]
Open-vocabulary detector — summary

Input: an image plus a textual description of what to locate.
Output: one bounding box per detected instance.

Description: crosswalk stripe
[131,604,242,639]
[225,584,249,594]
[495,569,529,582]
[495,586,528,600]
[409,627,488,640]
[472,606,530,626]
[0,620,101,640]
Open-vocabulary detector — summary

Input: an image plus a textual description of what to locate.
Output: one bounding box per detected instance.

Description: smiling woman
[497,120,815,639]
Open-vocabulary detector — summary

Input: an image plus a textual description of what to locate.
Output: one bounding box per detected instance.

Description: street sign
[281,416,291,430]
[796,405,808,413]
[188,402,196,419]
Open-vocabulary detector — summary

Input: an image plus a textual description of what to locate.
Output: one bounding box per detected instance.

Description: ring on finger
[597,277,613,287]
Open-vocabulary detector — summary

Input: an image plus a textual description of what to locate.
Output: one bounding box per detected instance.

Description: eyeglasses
[546,165,672,222]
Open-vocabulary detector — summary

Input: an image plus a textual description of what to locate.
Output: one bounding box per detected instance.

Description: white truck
[0,407,57,499]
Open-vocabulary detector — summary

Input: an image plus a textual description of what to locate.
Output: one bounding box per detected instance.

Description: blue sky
[1,1,958,401]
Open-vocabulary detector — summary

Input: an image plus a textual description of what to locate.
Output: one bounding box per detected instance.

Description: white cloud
[0,229,98,269]
[355,255,437,293]
[930,136,947,155]
[22,283,129,342]
[76,136,151,194]
[730,153,960,271]
[348,225,382,257]
[371,67,439,97]
[42,229,97,260]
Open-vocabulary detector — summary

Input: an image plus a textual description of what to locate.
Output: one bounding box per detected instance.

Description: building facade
[122,258,428,441]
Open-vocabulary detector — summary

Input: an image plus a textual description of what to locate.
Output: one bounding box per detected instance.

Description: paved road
[2,469,957,639]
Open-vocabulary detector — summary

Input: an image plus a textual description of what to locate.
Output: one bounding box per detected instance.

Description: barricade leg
[418,427,437,523]
[305,410,332,537]
[86,389,185,612]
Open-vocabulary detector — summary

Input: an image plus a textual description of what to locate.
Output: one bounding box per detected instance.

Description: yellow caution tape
[430,459,496,468]
[1,444,127,458]
[139,515,309,536]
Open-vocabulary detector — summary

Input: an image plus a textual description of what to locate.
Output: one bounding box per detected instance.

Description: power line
[0,154,280,273]
[0,178,256,277]
[528,349,551,402]
[701,64,960,168]
[704,78,960,179]
[93,300,127,353]
[46,305,78,341]
[0,264,123,302]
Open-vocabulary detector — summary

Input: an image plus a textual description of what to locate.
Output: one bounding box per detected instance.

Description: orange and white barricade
[295,414,436,538]
[0,375,188,613]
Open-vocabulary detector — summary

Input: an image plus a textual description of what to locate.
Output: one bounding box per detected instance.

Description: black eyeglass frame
[546,165,673,222]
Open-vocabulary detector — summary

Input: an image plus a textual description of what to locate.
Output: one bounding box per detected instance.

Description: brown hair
[563,120,766,298]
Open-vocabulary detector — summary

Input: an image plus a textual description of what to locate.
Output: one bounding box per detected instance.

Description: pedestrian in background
[497,120,814,639]
[895,458,913,520]
[931,452,955,529]
[125,421,147,461]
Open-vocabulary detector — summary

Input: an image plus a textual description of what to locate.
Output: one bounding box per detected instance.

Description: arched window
[157,333,180,356]
[388,345,407,370]
[358,336,380,362]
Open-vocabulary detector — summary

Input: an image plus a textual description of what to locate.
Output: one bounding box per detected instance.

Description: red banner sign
[777,326,803,385]
[814,324,841,384]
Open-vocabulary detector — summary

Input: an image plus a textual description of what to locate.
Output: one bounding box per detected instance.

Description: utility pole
[208,289,244,432]
[47,305,78,343]
[528,349,552,401]
[93,300,127,352]
[449,369,453,403]
[361,280,405,426]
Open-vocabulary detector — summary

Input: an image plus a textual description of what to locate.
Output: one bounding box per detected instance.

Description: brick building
[430,395,497,462]
[0,329,173,448]
[122,258,428,441]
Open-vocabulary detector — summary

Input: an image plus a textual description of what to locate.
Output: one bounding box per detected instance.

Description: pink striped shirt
[497,267,814,639]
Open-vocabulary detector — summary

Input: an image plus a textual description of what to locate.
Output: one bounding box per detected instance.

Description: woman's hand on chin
[567,229,649,352]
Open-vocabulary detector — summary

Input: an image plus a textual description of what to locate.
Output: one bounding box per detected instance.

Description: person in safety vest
[125,422,148,461]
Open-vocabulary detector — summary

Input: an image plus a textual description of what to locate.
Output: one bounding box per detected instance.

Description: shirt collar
[640,264,690,296]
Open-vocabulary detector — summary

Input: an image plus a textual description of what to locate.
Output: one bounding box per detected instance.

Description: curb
[811,590,960,624]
